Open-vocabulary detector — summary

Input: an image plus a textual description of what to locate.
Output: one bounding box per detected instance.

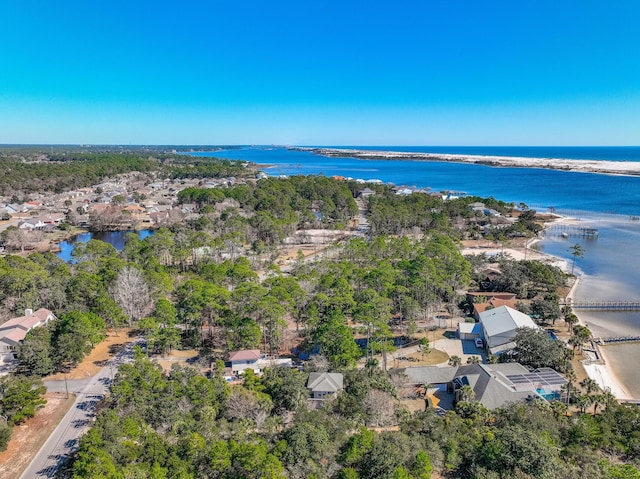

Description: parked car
[474,338,484,348]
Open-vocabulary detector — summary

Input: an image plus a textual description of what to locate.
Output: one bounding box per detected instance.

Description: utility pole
[64,373,69,399]
[382,342,387,371]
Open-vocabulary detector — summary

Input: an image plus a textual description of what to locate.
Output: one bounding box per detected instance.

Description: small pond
[56,230,154,262]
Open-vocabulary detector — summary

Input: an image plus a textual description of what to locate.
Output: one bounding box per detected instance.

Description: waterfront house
[467,292,517,320]
[452,363,565,409]
[395,362,566,410]
[479,305,538,355]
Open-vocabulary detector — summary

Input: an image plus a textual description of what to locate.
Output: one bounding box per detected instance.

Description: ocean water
[187,146,640,396]
[320,146,640,162]
[190,147,640,216]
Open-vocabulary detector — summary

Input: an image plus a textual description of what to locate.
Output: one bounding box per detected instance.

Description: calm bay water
[189,146,640,396]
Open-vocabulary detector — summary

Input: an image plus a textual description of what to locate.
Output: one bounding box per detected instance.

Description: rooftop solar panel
[506,369,567,388]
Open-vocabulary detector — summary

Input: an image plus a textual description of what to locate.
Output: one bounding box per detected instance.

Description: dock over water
[595,336,640,345]
[546,225,599,238]
[563,300,640,312]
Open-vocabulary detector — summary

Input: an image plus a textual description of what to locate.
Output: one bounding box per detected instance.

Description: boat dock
[563,301,640,312]
[594,336,640,345]
[546,225,599,238]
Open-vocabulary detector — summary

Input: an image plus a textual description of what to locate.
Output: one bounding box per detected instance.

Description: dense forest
[0,156,637,477]
[0,149,250,196]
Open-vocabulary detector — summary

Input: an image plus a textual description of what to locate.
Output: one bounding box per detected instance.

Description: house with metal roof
[479,305,539,355]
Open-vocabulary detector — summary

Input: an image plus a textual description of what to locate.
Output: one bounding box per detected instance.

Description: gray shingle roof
[307,372,344,393]
[454,363,542,410]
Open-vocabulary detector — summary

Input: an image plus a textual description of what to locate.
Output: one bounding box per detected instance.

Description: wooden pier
[563,301,640,312]
[546,225,599,238]
[595,336,640,345]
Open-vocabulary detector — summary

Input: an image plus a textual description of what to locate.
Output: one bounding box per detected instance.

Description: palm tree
[568,243,584,275]
[580,378,600,395]
[602,389,617,410]
[466,356,481,364]
[575,394,592,414]
[570,324,592,352]
[549,400,568,418]
[565,313,579,334]
[448,355,462,367]
[592,393,605,415]
[458,384,476,403]
[561,381,576,406]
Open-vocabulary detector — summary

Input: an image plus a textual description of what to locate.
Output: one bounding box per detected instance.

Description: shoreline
[461,214,572,271]
[582,345,634,401]
[540,217,637,401]
[294,147,640,177]
[463,212,637,401]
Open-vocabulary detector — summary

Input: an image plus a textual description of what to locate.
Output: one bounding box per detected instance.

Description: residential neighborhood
[0,149,633,479]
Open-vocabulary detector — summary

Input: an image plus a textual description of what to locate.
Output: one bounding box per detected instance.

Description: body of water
[56,230,153,262]
[317,145,640,162]
[189,146,640,397]
[191,147,640,216]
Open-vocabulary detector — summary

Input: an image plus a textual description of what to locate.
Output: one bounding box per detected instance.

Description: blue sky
[1,1,639,145]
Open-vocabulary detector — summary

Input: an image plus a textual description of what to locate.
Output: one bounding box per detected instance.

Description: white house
[228,349,292,376]
[19,219,47,230]
[0,308,56,363]
[229,349,261,375]
[479,305,538,355]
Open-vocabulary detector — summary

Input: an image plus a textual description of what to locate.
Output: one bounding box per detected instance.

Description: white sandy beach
[307,148,640,176]
[582,349,634,401]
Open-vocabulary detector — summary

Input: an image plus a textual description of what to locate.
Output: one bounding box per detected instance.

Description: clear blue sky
[1,1,639,145]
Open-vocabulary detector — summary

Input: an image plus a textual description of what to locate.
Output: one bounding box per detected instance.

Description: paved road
[20,340,140,479]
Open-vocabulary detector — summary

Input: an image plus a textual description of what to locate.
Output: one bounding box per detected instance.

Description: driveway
[432,338,486,364]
